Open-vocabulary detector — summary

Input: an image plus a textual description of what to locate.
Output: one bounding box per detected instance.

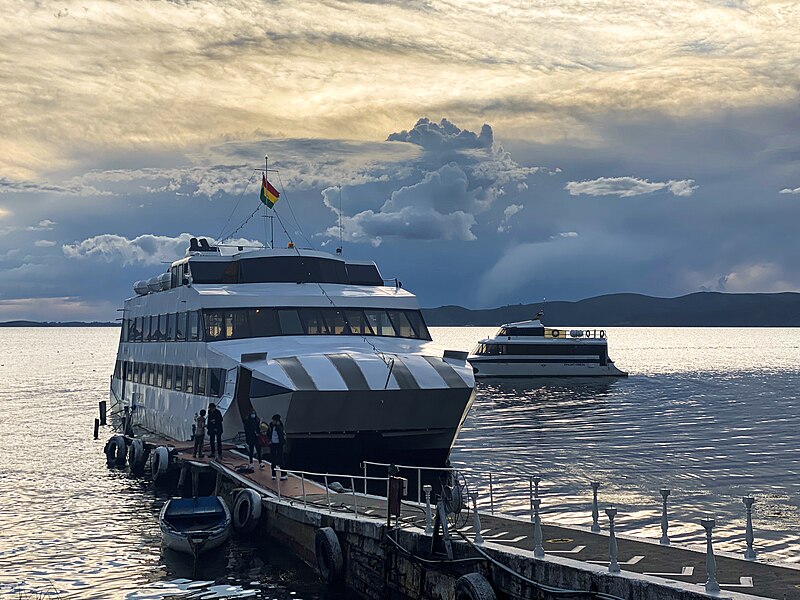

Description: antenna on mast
[336,185,343,256]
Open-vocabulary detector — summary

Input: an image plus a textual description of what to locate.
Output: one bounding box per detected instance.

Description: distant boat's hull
[469,358,627,378]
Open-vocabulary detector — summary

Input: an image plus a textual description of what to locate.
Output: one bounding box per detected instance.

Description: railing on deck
[273,467,389,517]
[362,460,542,519]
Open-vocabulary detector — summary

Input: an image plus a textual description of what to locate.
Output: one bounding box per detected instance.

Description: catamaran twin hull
[113,339,474,472]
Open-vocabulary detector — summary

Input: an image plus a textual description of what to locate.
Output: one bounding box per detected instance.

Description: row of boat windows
[185,256,384,286]
[121,308,431,343]
[472,343,608,358]
[121,311,202,343]
[113,360,226,397]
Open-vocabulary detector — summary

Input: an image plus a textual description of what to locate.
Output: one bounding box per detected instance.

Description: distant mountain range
[422,292,800,327]
[3,292,799,328]
[0,320,117,327]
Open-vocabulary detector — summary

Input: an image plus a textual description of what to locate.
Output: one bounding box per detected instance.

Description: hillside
[422,292,800,327]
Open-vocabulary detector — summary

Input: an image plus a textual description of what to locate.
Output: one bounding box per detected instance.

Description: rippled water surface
[1,327,799,598]
[440,327,800,562]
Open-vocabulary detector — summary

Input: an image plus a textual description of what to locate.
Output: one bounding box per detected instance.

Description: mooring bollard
[606,506,620,573]
[423,484,433,535]
[660,488,671,545]
[532,498,545,558]
[700,516,720,593]
[591,481,601,532]
[471,492,483,545]
[93,418,100,440]
[743,496,756,560]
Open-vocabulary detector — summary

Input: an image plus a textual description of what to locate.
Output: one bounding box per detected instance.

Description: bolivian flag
[260,174,280,208]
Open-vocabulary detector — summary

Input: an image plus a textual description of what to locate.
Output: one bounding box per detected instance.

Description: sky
[1,0,799,321]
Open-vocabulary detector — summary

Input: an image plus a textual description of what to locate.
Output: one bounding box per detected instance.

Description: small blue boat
[159,496,231,557]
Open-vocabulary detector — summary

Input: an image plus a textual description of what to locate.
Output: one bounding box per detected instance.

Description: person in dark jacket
[268,414,287,480]
[207,403,224,459]
[243,410,263,467]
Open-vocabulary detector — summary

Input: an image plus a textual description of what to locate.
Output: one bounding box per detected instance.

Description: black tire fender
[232,489,262,533]
[129,439,146,474]
[151,446,169,481]
[454,573,497,600]
[106,435,127,467]
[315,527,344,585]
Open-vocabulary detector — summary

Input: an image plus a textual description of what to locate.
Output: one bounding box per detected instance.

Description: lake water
[1,327,798,598]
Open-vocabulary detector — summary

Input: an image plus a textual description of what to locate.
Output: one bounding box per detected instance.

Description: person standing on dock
[243,410,264,468]
[207,403,223,460]
[268,414,287,480]
[193,409,206,458]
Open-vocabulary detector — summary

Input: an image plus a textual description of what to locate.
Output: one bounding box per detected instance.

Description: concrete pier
[115,436,800,600]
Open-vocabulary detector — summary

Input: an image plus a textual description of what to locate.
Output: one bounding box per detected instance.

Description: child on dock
[193,409,206,458]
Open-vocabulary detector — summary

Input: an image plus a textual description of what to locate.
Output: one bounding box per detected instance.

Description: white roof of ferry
[174,246,352,265]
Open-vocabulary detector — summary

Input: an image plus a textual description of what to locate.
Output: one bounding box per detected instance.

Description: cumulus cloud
[321,164,479,246]
[27,219,56,231]
[322,118,544,245]
[565,176,698,197]
[779,187,800,195]
[497,204,523,233]
[62,233,197,266]
[387,118,493,151]
[700,263,799,293]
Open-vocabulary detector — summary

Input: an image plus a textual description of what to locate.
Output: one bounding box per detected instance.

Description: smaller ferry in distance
[468,311,627,378]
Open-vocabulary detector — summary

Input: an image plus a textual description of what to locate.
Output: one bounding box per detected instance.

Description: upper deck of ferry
[124,238,418,309]
[483,318,610,343]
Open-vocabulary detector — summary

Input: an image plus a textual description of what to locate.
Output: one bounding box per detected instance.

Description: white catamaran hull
[469,358,627,378]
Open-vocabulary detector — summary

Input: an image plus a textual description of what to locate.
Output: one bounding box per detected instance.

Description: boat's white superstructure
[468,316,627,378]
[110,239,475,472]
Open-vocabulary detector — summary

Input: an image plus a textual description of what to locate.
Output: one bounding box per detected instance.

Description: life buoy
[151,446,170,481]
[106,435,127,467]
[315,527,344,585]
[454,573,497,600]
[551,329,560,338]
[232,489,262,533]
[128,439,146,475]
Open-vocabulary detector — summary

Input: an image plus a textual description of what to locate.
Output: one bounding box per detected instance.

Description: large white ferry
[110,238,475,472]
[468,314,627,378]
